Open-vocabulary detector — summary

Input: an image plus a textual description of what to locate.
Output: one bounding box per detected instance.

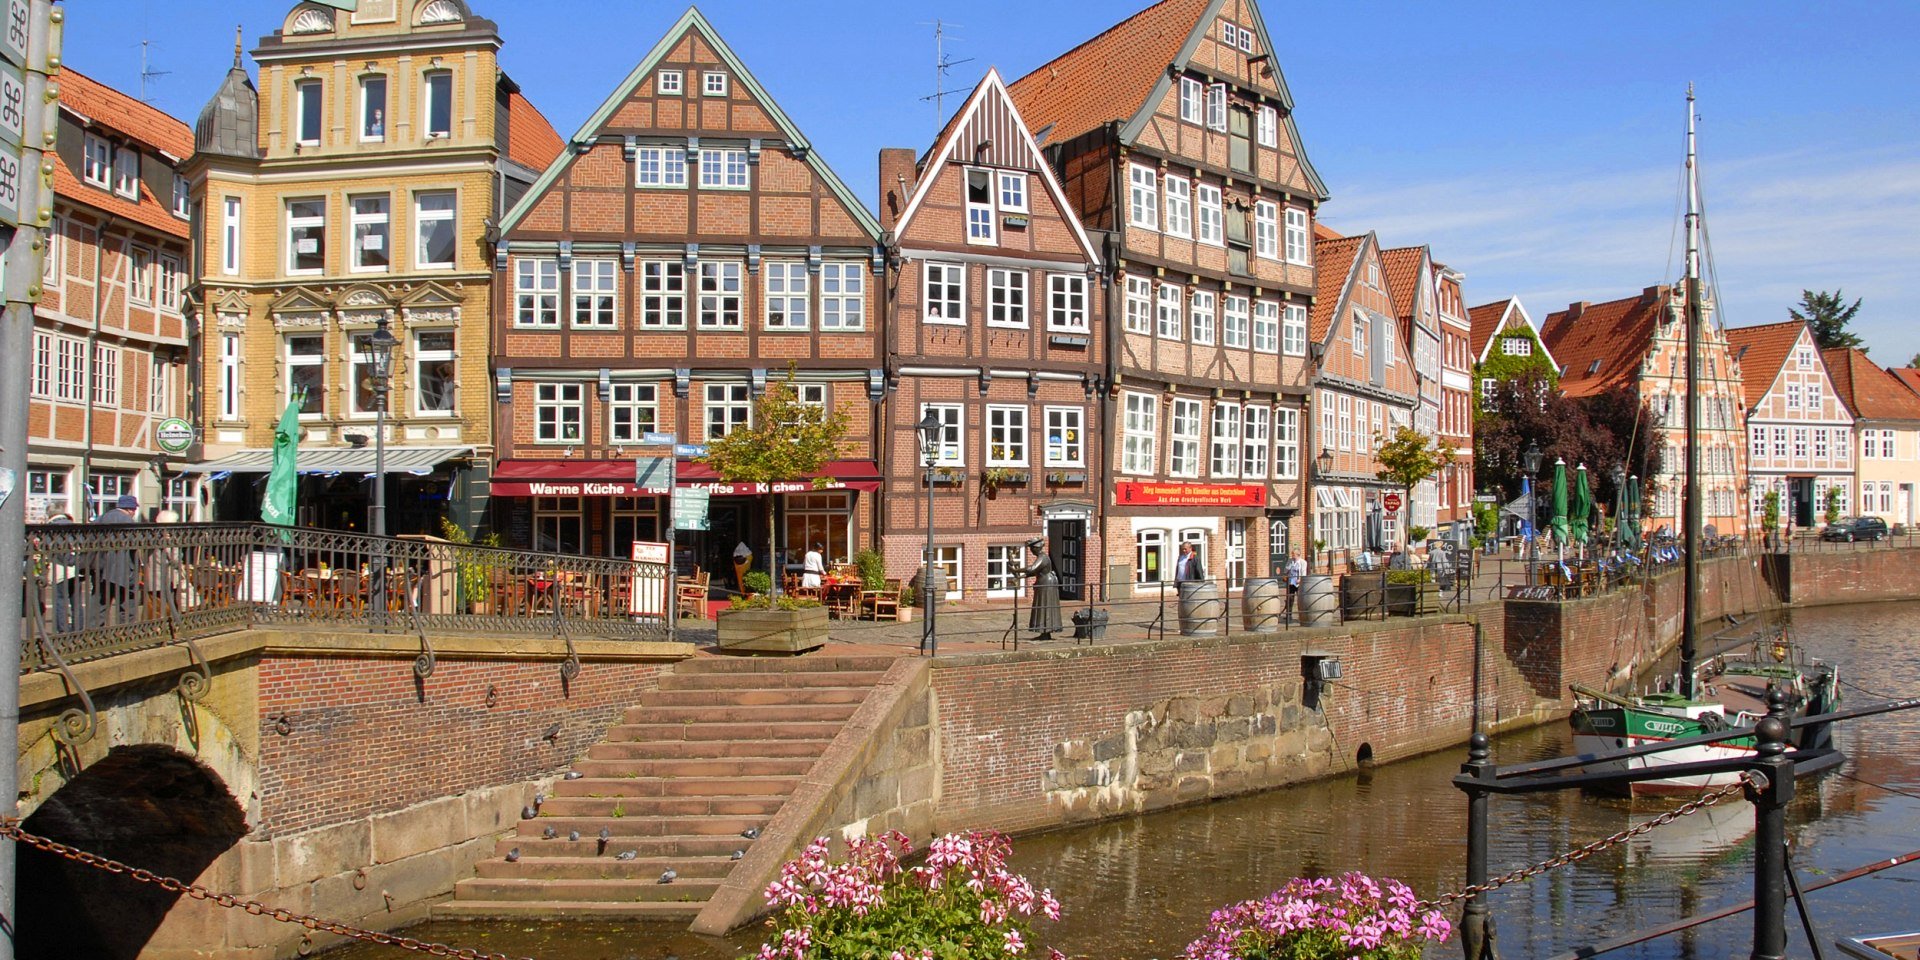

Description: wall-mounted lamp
[1301,652,1343,709]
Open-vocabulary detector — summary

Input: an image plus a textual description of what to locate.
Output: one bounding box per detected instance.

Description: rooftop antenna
[918,19,974,129]
[139,39,171,103]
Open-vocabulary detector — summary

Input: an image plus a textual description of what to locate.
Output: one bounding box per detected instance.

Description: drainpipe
[82,212,120,518]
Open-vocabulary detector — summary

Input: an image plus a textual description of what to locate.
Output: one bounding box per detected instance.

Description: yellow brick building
[181,0,559,533]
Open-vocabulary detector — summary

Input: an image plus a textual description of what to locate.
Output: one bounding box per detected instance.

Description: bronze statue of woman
[1024,537,1062,641]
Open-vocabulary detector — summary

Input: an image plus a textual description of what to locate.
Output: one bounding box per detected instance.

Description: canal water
[331,601,1920,960]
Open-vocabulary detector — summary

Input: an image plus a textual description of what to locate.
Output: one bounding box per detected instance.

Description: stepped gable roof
[1823,348,1920,421]
[505,88,563,171]
[52,67,192,239]
[1889,367,1920,399]
[1468,299,1511,359]
[1723,320,1807,409]
[1007,0,1211,147]
[1309,233,1366,341]
[1540,286,1671,398]
[1379,246,1428,324]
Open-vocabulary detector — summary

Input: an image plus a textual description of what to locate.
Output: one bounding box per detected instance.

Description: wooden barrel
[1299,574,1337,626]
[1241,577,1282,633]
[1177,580,1225,636]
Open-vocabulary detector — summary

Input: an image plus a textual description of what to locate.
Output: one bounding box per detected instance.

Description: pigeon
[505,848,521,863]
[533,793,546,810]
[616,850,638,861]
[599,827,612,841]
[564,771,584,780]
[542,826,557,840]
[541,722,562,742]
[568,830,581,842]
[658,869,678,884]
[520,806,537,820]
[730,850,745,861]
[741,827,761,840]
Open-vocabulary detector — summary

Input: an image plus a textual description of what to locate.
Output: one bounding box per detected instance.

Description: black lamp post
[1610,462,1628,549]
[366,317,400,621]
[1313,447,1334,572]
[1522,440,1544,585]
[916,410,943,656]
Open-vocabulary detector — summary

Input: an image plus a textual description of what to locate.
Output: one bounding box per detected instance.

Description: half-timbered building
[1726,322,1853,529]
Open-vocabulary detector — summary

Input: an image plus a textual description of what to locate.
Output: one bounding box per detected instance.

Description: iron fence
[20,521,677,673]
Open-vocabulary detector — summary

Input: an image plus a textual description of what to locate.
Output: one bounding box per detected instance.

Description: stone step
[493,835,750,860]
[623,703,861,725]
[658,670,889,691]
[515,814,766,838]
[678,655,897,674]
[554,775,801,798]
[433,899,704,920]
[455,877,722,903]
[568,756,817,780]
[585,738,833,761]
[641,686,875,707]
[474,856,736,881]
[607,721,845,742]
[535,795,785,819]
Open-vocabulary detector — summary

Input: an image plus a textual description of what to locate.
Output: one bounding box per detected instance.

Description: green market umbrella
[262,389,305,527]
[1571,463,1593,550]
[1624,475,1643,551]
[1550,458,1570,549]
[1612,472,1630,550]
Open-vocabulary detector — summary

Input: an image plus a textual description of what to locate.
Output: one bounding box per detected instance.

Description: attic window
[1587,359,1602,374]
[703,72,728,97]
[658,70,683,96]
[1501,336,1531,357]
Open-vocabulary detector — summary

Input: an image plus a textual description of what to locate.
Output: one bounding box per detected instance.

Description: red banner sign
[491,480,661,497]
[1114,480,1268,508]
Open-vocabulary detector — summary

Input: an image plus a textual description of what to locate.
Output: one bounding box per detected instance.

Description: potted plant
[1181,873,1450,960]
[983,466,1018,499]
[716,593,829,653]
[439,518,501,615]
[741,569,773,597]
[1384,568,1433,616]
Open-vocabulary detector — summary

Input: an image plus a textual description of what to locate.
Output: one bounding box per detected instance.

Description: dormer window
[424,70,453,139]
[83,134,112,188]
[658,70,683,96]
[1587,359,1601,374]
[172,175,190,218]
[111,145,140,199]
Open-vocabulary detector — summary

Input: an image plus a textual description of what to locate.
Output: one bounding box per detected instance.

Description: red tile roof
[505,89,563,172]
[1540,286,1671,398]
[1890,367,1920,399]
[1310,234,1365,341]
[1313,221,1344,241]
[1378,246,1426,323]
[1723,320,1807,409]
[1468,299,1513,359]
[1823,348,1920,421]
[1007,0,1210,146]
[50,67,192,240]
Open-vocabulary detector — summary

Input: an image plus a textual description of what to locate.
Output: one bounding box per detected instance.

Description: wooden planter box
[715,606,829,654]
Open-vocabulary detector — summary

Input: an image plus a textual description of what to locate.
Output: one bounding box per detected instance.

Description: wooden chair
[864,579,904,621]
[677,571,712,620]
[334,570,366,616]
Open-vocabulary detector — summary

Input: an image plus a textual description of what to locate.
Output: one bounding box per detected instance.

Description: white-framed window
[1283,208,1310,264]
[1196,183,1224,245]
[609,383,658,442]
[820,262,865,330]
[1814,427,1830,461]
[1220,21,1242,49]
[1044,406,1084,467]
[1232,21,1255,52]
[217,333,241,420]
[27,468,71,523]
[515,258,560,327]
[998,171,1028,213]
[703,71,728,96]
[285,198,326,275]
[1807,380,1823,411]
[1883,429,1896,459]
[698,261,743,329]
[924,262,963,324]
[158,254,183,311]
[1179,76,1203,123]
[920,403,963,465]
[112,146,139,199]
[87,472,137,521]
[927,545,962,600]
[55,337,85,403]
[348,333,387,417]
[988,268,1028,328]
[1164,175,1192,238]
[1206,83,1227,131]
[1751,426,1767,462]
[532,496,584,554]
[986,544,1027,595]
[1225,519,1248,584]
[1180,528,1210,574]
[412,329,455,415]
[172,175,190,217]
[794,383,828,413]
[635,144,688,188]
[705,384,752,439]
[987,405,1028,466]
[642,260,687,329]
[1136,529,1168,584]
[1352,312,1368,357]
[1257,105,1277,147]
[83,135,112,187]
[295,79,323,145]
[1793,427,1808,459]
[345,194,394,274]
[657,70,683,95]
[30,332,51,397]
[1282,303,1307,356]
[1252,300,1280,353]
[1254,201,1279,259]
[410,191,455,268]
[423,70,453,138]
[1338,394,1353,451]
[360,74,387,141]
[1123,392,1157,475]
[572,259,618,327]
[1128,164,1159,230]
[1124,276,1153,334]
[1211,404,1241,478]
[1048,273,1087,332]
[221,197,243,275]
[1243,405,1270,479]
[699,147,750,189]
[1274,406,1299,479]
[1773,427,1788,459]
[1190,290,1216,345]
[1170,398,1202,477]
[1223,295,1250,349]
[286,334,325,417]
[535,382,584,443]
[1501,336,1530,357]
[1157,283,1183,339]
[127,245,154,304]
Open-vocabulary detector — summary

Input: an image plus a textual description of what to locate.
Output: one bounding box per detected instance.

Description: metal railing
[20,522,677,673]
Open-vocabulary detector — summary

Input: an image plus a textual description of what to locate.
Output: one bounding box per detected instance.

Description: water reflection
[327,602,1920,960]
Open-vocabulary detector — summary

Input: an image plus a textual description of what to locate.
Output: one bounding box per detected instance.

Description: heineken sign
[155,417,197,453]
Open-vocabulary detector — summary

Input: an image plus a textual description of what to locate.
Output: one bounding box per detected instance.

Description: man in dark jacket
[1174,540,1207,583]
[93,494,142,623]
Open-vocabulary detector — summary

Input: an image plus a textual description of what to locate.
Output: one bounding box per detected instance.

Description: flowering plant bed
[1181,873,1450,960]
[754,830,1062,960]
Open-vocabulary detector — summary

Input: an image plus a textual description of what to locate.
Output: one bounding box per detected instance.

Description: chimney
[1565,301,1589,321]
[878,148,918,231]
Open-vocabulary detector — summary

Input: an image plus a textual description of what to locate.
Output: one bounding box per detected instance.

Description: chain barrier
[0,818,535,960]
[1418,770,1763,911]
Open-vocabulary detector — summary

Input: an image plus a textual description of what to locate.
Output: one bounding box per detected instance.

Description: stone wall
[1777,547,1920,606]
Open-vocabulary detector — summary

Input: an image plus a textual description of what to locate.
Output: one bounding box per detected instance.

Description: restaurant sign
[684,479,857,496]
[491,480,656,497]
[1114,481,1267,508]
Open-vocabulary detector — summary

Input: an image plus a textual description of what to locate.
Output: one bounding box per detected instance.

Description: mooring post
[1460,732,1497,960]
[1748,686,1795,960]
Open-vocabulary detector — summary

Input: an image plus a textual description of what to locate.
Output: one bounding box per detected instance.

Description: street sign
[633,456,672,492]
[1383,493,1403,513]
[673,488,710,531]
[673,443,709,459]
[155,417,196,453]
[0,0,27,68]
[640,431,676,445]
[1475,494,1498,503]
[0,62,24,148]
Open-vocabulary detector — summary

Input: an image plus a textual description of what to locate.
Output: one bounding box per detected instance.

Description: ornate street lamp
[1311,447,1334,572]
[1522,440,1544,585]
[916,410,944,656]
[1610,462,1628,549]
[366,317,400,621]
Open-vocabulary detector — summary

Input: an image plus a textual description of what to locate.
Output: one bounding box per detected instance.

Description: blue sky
[75,1,1920,365]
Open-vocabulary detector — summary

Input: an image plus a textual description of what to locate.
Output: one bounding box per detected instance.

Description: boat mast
[1681,84,1702,699]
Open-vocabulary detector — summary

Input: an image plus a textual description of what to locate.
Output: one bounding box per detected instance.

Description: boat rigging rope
[0,818,537,960]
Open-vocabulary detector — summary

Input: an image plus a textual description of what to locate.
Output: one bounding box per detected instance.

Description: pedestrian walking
[92,494,143,624]
[1284,551,1307,623]
[1174,540,1206,582]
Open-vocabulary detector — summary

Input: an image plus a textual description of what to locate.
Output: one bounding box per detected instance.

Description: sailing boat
[1567,88,1843,796]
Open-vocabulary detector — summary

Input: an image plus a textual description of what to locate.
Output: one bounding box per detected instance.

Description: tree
[1374,426,1455,548]
[1473,370,1656,509]
[1908,351,1920,370]
[1790,289,1864,351]
[699,370,851,596]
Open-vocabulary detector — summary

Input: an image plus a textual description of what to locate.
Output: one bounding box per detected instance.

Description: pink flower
[1003,930,1026,955]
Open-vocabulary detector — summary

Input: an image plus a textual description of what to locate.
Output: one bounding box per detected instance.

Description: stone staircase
[436,654,895,920]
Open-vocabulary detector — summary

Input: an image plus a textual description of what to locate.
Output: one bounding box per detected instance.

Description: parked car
[1822,516,1889,542]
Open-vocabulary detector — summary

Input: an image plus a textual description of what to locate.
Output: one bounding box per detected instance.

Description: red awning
[492,458,882,497]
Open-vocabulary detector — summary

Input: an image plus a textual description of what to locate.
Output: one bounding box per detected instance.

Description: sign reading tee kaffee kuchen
[1113,481,1268,508]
